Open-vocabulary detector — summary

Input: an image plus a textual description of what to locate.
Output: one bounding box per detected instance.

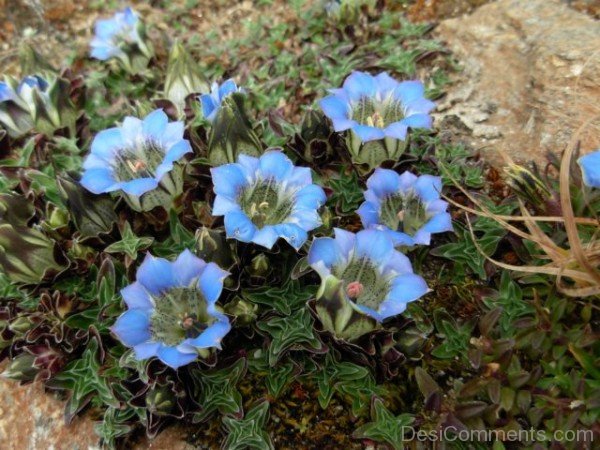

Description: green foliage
[222,401,274,450]
[352,398,414,450]
[431,308,476,360]
[105,222,154,260]
[327,169,364,215]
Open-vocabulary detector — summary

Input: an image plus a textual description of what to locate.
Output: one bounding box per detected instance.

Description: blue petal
[422,212,453,234]
[274,223,308,250]
[374,72,399,95]
[211,163,248,199]
[155,140,192,179]
[198,262,228,304]
[120,177,159,196]
[122,7,138,26]
[252,225,280,249]
[415,174,442,202]
[94,18,119,39]
[90,43,119,61]
[161,122,185,148]
[121,282,154,310]
[288,209,321,231]
[387,230,415,247]
[397,171,418,194]
[258,151,294,181]
[412,229,432,245]
[427,199,449,214]
[308,237,341,277]
[121,116,143,146]
[333,228,356,258]
[172,249,206,286]
[319,95,349,121]
[237,154,260,178]
[366,168,400,198]
[224,211,257,242]
[87,127,123,163]
[343,71,376,100]
[212,195,241,216]
[80,168,119,194]
[112,310,151,347]
[294,184,326,210]
[218,79,238,98]
[352,125,386,142]
[0,82,15,102]
[384,273,429,308]
[137,254,176,295]
[330,117,358,132]
[405,98,436,116]
[401,113,433,130]
[157,346,197,369]
[355,229,394,264]
[287,166,312,187]
[200,94,217,120]
[133,342,160,360]
[357,201,380,228]
[383,122,409,141]
[381,251,413,276]
[182,316,231,350]
[393,80,425,106]
[578,150,600,188]
[142,109,169,141]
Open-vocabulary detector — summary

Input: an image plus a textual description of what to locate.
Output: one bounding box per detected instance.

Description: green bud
[146,385,175,416]
[9,315,33,335]
[207,93,263,166]
[346,131,407,172]
[315,275,378,341]
[504,163,561,215]
[195,226,234,269]
[248,254,270,278]
[164,41,208,114]
[2,353,38,382]
[224,297,258,326]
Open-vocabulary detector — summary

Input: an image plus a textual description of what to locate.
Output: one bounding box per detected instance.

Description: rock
[0,375,100,450]
[434,0,600,165]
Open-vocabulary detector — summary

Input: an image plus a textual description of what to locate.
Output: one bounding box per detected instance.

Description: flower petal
[120,177,159,196]
[352,125,386,142]
[224,210,257,242]
[333,228,356,258]
[275,223,308,250]
[366,168,400,198]
[172,249,206,286]
[319,95,349,120]
[121,282,154,310]
[87,127,123,163]
[200,94,217,120]
[357,201,380,228]
[252,225,280,249]
[133,341,160,360]
[211,163,249,199]
[308,237,341,277]
[415,174,442,202]
[383,122,409,141]
[198,262,228,304]
[137,254,176,295]
[578,150,600,188]
[355,229,394,264]
[405,98,436,116]
[212,195,241,216]
[422,212,453,234]
[80,168,119,194]
[182,316,231,350]
[393,80,425,105]
[294,184,326,210]
[401,113,433,130]
[258,151,294,181]
[157,346,197,369]
[112,310,151,347]
[343,71,376,100]
[142,109,169,142]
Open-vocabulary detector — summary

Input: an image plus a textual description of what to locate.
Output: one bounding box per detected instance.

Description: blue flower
[578,150,600,188]
[90,7,144,61]
[319,71,435,142]
[357,169,453,246]
[308,228,429,322]
[0,75,48,108]
[111,250,231,369]
[81,109,192,197]
[211,150,326,250]
[199,79,241,122]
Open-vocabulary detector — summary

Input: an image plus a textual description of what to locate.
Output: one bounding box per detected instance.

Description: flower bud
[164,41,208,115]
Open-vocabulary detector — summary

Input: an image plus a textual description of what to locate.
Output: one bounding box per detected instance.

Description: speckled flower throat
[238,178,294,228]
[114,140,165,182]
[380,192,428,236]
[332,257,390,310]
[150,287,216,346]
[351,95,405,128]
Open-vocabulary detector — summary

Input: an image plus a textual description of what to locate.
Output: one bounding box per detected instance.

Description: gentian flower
[111,250,231,369]
[211,150,326,250]
[319,71,435,169]
[0,75,77,137]
[81,109,192,211]
[578,150,600,188]
[90,7,152,71]
[308,228,429,323]
[357,169,453,246]
[199,79,242,122]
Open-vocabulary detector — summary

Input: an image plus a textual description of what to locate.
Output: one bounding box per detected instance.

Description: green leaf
[222,401,274,450]
[105,222,154,260]
[327,169,364,215]
[256,307,324,366]
[243,280,316,315]
[352,398,414,450]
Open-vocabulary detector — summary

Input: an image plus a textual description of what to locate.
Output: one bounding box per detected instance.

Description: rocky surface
[434,0,600,164]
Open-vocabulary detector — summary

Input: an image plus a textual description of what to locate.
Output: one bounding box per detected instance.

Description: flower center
[351,96,405,129]
[332,257,390,310]
[149,287,215,346]
[238,178,294,228]
[114,140,165,182]
[380,193,428,236]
